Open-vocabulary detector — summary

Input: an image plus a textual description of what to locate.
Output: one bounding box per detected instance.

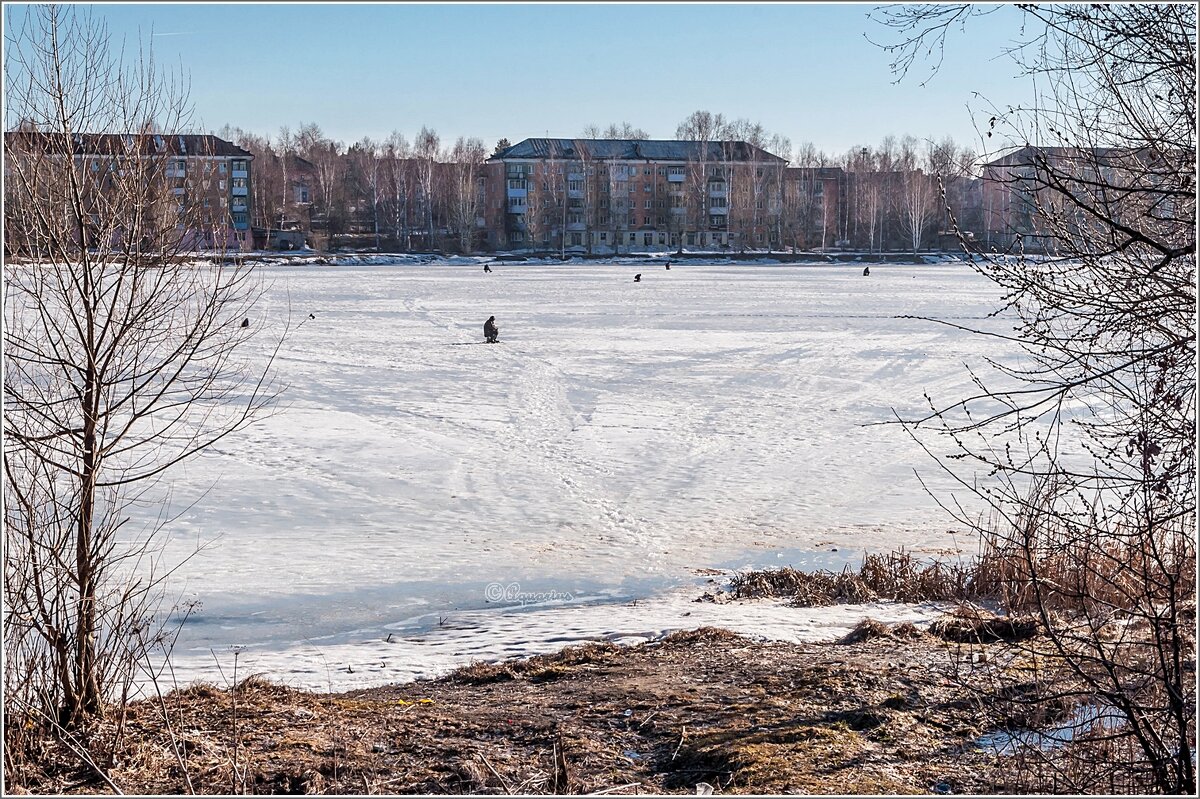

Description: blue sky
[8,2,1037,158]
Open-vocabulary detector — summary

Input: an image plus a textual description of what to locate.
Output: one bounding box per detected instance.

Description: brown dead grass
[728,550,981,607]
[11,628,1024,795]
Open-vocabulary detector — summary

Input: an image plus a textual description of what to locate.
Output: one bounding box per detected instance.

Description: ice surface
[142,260,1017,692]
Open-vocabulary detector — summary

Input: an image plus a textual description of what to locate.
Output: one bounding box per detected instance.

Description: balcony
[667,172,686,183]
[172,187,186,195]
[708,206,728,215]
[232,169,248,179]
[506,187,527,198]
[231,187,248,196]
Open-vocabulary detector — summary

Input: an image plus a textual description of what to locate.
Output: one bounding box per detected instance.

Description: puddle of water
[976,703,1127,756]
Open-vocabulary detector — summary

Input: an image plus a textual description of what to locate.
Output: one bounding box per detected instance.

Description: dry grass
[450,640,624,685]
[838,618,926,645]
[729,550,982,607]
[927,605,1040,643]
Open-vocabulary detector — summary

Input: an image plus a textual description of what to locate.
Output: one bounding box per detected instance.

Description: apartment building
[4,131,255,252]
[980,144,1179,252]
[484,138,789,252]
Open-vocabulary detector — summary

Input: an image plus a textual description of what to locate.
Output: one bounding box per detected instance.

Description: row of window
[515,213,732,229]
[509,230,735,247]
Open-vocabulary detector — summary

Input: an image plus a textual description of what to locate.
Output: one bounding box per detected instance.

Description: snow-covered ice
[148,260,1014,692]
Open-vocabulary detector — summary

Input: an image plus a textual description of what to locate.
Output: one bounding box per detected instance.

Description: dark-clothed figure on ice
[634,273,642,282]
[862,266,870,276]
[484,315,499,343]
[484,263,492,273]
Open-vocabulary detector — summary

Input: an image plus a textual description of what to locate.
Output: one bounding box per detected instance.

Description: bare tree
[383,131,413,249]
[3,2,279,755]
[877,4,1195,793]
[347,136,383,250]
[448,136,486,254]
[895,135,939,255]
[414,126,440,251]
[675,110,730,251]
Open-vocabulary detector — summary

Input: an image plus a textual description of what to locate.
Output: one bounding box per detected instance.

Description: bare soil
[11,622,1032,795]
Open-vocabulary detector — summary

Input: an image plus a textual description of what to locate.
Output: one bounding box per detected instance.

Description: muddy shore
[14,619,1039,795]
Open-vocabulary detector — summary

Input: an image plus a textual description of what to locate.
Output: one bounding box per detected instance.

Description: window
[219,180,226,190]
[710,215,725,226]
[508,196,526,210]
[510,231,525,242]
[711,197,727,207]
[643,184,651,192]
[568,179,583,191]
[202,198,210,208]
[508,178,526,189]
[644,233,652,245]
[687,233,696,245]
[645,199,652,209]
[658,234,666,244]
[755,199,765,209]
[219,162,227,174]
[600,232,607,241]
[629,233,637,244]
[571,233,582,245]
[232,160,246,171]
[91,160,100,172]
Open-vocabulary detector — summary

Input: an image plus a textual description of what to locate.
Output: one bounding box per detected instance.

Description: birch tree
[3,3,279,748]
[448,136,486,254]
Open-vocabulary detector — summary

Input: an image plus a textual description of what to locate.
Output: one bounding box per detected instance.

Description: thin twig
[477,752,513,794]
[671,725,687,761]
[589,782,643,795]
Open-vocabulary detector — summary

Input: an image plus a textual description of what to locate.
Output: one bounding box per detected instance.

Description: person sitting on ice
[862,266,870,276]
[665,260,671,270]
[634,273,642,282]
[484,315,499,343]
[484,263,492,273]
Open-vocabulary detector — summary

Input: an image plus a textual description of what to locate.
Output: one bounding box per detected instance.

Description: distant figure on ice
[240,318,250,328]
[862,266,870,276]
[634,273,642,282]
[665,260,671,270]
[483,263,492,273]
[484,315,499,343]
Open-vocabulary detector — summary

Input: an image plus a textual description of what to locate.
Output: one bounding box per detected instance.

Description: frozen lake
[154,259,1013,690]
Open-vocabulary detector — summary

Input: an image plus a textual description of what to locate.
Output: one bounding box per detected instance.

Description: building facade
[4,132,255,253]
[979,145,1173,252]
[484,138,790,253]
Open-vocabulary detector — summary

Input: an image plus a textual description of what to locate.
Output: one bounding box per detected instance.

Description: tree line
[217,113,981,254]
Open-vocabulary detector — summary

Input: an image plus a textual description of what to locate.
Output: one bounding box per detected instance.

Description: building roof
[784,166,845,180]
[979,144,1164,168]
[4,131,252,158]
[492,138,787,164]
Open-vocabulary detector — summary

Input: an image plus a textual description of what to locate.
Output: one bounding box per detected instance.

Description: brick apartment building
[979,144,1180,252]
[4,132,255,252]
[483,138,798,253]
